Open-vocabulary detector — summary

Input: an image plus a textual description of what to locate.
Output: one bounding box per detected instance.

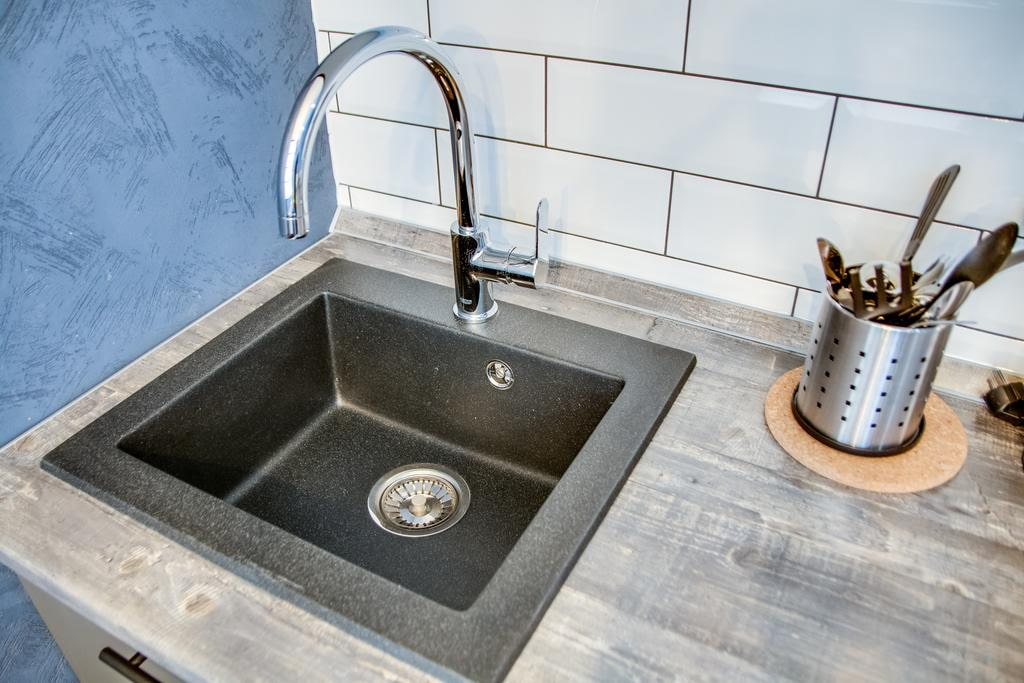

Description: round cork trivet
[765,367,967,493]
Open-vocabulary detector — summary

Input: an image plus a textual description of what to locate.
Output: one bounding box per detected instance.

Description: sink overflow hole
[486,359,514,390]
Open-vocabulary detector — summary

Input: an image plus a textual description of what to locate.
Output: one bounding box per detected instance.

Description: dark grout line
[334,110,444,132]
[346,184,444,208]
[345,185,800,290]
[680,69,1024,122]
[343,187,894,297]
[816,98,839,197]
[349,179,1006,306]
[681,0,693,72]
[318,27,1024,123]
[333,109,988,233]
[956,324,1024,343]
[551,227,802,289]
[425,0,432,36]
[663,173,675,255]
[481,211,532,227]
[789,289,800,317]
[669,254,798,289]
[473,132,987,231]
[424,40,1024,123]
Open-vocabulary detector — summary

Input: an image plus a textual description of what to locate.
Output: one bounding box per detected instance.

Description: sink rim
[41,258,695,682]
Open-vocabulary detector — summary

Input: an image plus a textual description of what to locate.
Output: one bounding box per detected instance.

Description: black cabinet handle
[99,648,163,683]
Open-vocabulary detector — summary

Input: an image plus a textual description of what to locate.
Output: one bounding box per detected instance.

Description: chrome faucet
[278,26,549,322]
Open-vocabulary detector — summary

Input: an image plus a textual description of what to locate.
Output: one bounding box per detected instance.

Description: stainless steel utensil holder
[793,294,952,455]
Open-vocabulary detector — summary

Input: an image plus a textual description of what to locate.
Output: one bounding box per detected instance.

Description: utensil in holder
[793,294,952,455]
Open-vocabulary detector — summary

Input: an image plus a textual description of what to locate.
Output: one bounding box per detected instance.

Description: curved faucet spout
[279,26,548,322]
[277,26,479,239]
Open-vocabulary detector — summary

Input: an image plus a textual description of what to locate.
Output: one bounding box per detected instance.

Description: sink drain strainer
[367,464,470,537]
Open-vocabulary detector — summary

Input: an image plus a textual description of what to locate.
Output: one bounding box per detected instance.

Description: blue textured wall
[0,1,336,444]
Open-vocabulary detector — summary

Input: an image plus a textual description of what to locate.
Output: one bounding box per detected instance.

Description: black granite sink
[42,259,694,681]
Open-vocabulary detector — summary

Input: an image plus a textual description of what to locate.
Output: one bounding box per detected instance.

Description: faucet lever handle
[534,198,550,260]
[528,198,551,287]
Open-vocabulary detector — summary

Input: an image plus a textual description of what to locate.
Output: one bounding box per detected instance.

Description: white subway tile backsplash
[550,233,797,315]
[821,100,1024,230]
[548,60,833,194]
[437,134,672,253]
[325,113,438,203]
[666,174,979,289]
[315,30,331,61]
[430,0,688,70]
[686,0,1024,117]
[333,41,545,143]
[947,326,1024,373]
[957,244,1024,341]
[346,187,794,314]
[311,0,428,34]
[349,188,453,232]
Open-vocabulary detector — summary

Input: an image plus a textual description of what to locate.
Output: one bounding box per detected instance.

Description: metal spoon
[901,164,960,263]
[922,281,974,322]
[914,256,947,289]
[816,237,846,290]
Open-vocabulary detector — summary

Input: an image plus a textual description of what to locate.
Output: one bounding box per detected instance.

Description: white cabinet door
[20,578,184,683]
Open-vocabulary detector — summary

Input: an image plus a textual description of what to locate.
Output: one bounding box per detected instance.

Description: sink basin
[43,259,694,681]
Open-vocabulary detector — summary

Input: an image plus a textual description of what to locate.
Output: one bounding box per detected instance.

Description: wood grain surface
[0,217,1021,682]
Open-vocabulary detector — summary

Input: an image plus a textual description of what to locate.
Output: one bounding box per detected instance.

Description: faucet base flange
[453,301,498,323]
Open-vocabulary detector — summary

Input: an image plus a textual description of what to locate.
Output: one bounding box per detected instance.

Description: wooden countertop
[1,221,1022,681]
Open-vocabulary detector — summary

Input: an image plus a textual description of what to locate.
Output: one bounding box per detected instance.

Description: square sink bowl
[43,259,694,681]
